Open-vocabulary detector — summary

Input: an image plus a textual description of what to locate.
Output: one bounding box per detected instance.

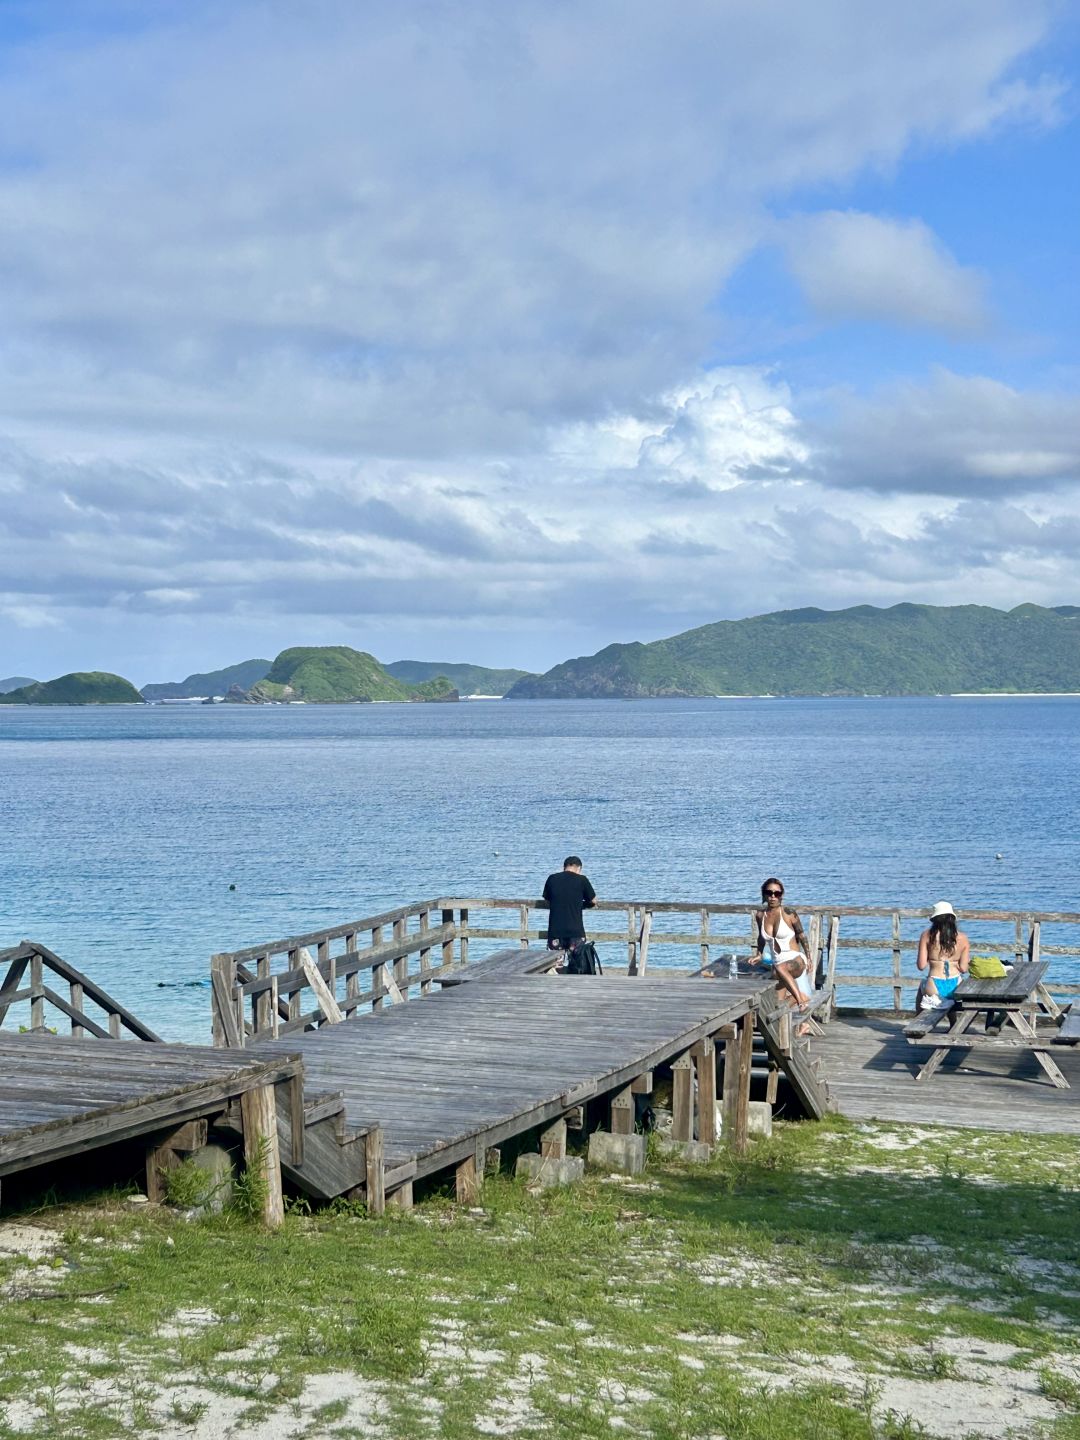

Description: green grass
[1,1118,1078,1439]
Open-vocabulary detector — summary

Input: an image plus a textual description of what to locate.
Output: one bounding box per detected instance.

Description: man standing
[539,855,597,957]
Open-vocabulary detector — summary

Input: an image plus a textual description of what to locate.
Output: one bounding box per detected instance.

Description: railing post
[345,931,359,1011]
[807,914,822,987]
[1014,916,1024,967]
[891,912,902,1012]
[318,938,334,1020]
[627,907,637,974]
[211,952,241,1048]
[255,954,271,1034]
[69,978,85,1038]
[458,909,469,968]
[371,926,384,1011]
[393,916,408,1000]
[638,910,652,975]
[442,909,455,971]
[418,909,432,993]
[519,903,529,950]
[699,908,709,970]
[826,916,840,1020]
[29,951,43,1032]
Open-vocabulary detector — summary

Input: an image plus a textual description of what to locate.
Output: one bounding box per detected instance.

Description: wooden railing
[210,899,465,1048]
[210,896,1080,1046]
[448,897,1080,1009]
[0,941,161,1041]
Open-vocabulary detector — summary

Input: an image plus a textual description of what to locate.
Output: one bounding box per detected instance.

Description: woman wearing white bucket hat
[915,902,971,1012]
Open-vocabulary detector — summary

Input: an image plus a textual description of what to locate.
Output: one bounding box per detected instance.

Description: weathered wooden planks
[251,973,765,1186]
[0,1034,301,1180]
[815,1014,1080,1133]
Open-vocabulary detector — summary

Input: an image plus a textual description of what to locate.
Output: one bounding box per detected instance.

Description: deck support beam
[723,1014,754,1154]
[693,1040,718,1146]
[540,1119,567,1159]
[145,1118,209,1203]
[365,1126,385,1216]
[672,1052,694,1142]
[610,1085,635,1136]
[240,1084,285,1228]
[455,1154,480,1204]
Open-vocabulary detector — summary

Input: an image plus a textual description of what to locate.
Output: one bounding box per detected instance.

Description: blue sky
[0,1,1078,685]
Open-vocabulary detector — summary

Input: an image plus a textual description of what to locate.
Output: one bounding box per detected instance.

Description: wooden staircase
[754,989,835,1119]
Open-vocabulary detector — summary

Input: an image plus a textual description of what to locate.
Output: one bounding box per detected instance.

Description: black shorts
[547,936,583,952]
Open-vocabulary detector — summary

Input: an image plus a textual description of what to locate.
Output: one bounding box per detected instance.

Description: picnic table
[905,961,1068,1089]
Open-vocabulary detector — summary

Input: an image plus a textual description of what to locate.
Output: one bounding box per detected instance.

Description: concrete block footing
[748,1102,773,1138]
[655,1137,711,1164]
[587,1130,647,1175]
[515,1153,584,1188]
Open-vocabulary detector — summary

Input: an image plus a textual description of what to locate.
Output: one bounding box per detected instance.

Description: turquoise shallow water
[1,697,1077,1040]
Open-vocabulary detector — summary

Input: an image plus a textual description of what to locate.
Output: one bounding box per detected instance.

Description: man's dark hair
[563,855,583,869]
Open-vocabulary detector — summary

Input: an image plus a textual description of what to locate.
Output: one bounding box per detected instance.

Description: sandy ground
[1,1208,1077,1439]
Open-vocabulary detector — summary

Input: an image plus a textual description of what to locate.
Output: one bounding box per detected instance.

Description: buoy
[995,853,1004,861]
[229,883,236,891]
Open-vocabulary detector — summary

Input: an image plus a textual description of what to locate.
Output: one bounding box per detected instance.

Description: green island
[247,646,457,703]
[140,660,272,703]
[0,672,143,705]
[408,675,460,702]
[2,1118,1078,1439]
[506,602,1080,698]
[386,660,533,697]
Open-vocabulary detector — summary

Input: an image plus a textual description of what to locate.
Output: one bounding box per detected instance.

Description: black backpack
[565,940,602,975]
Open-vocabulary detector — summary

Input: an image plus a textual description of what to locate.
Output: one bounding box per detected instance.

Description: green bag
[969,954,1007,980]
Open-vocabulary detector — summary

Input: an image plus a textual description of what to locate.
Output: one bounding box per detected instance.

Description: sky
[1,0,1078,686]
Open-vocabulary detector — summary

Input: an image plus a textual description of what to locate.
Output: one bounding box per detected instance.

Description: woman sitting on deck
[753,878,814,1013]
[915,901,971,1011]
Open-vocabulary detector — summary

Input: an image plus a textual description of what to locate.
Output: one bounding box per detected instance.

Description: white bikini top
[761,909,799,960]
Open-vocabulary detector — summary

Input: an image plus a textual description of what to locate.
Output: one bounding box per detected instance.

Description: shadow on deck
[816,1012,1080,1134]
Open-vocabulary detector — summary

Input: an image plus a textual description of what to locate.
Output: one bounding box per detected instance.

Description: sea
[2,696,1077,1041]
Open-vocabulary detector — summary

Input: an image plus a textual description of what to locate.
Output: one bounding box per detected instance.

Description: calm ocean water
[1,697,1077,1040]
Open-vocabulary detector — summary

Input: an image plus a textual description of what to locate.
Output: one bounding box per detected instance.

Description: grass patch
[0,1117,1078,1438]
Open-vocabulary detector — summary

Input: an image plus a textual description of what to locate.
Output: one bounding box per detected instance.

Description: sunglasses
[763,888,783,898]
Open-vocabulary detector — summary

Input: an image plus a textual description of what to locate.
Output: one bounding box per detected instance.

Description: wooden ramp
[816,1014,1080,1135]
[0,1033,302,1186]
[252,971,768,1201]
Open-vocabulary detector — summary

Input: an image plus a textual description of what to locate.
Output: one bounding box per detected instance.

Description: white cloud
[783,211,987,333]
[810,370,1080,496]
[0,2,1073,677]
[0,0,1061,455]
[5,362,1080,682]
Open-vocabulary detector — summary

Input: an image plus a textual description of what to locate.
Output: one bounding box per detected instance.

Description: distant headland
[4,604,1080,704]
[506,602,1080,699]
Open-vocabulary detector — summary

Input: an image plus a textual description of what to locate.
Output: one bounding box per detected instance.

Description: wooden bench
[1055,1006,1080,1045]
[903,1001,957,1040]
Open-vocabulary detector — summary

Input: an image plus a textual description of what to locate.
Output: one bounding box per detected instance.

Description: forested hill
[385,660,532,696]
[504,604,1080,698]
[141,659,271,701]
[0,672,144,705]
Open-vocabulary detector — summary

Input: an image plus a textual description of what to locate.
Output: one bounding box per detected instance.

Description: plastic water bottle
[728,952,739,981]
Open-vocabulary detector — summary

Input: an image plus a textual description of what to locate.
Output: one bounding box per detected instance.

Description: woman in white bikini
[753,878,814,1012]
[915,901,970,1012]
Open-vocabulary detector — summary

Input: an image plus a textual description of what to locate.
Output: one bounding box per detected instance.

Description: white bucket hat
[929,901,956,920]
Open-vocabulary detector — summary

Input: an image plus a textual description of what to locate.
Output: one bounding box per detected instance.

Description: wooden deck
[816,1013,1080,1134]
[253,971,768,1196]
[0,1033,301,1186]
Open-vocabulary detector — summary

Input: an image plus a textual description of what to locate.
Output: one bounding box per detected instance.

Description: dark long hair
[930,915,958,955]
